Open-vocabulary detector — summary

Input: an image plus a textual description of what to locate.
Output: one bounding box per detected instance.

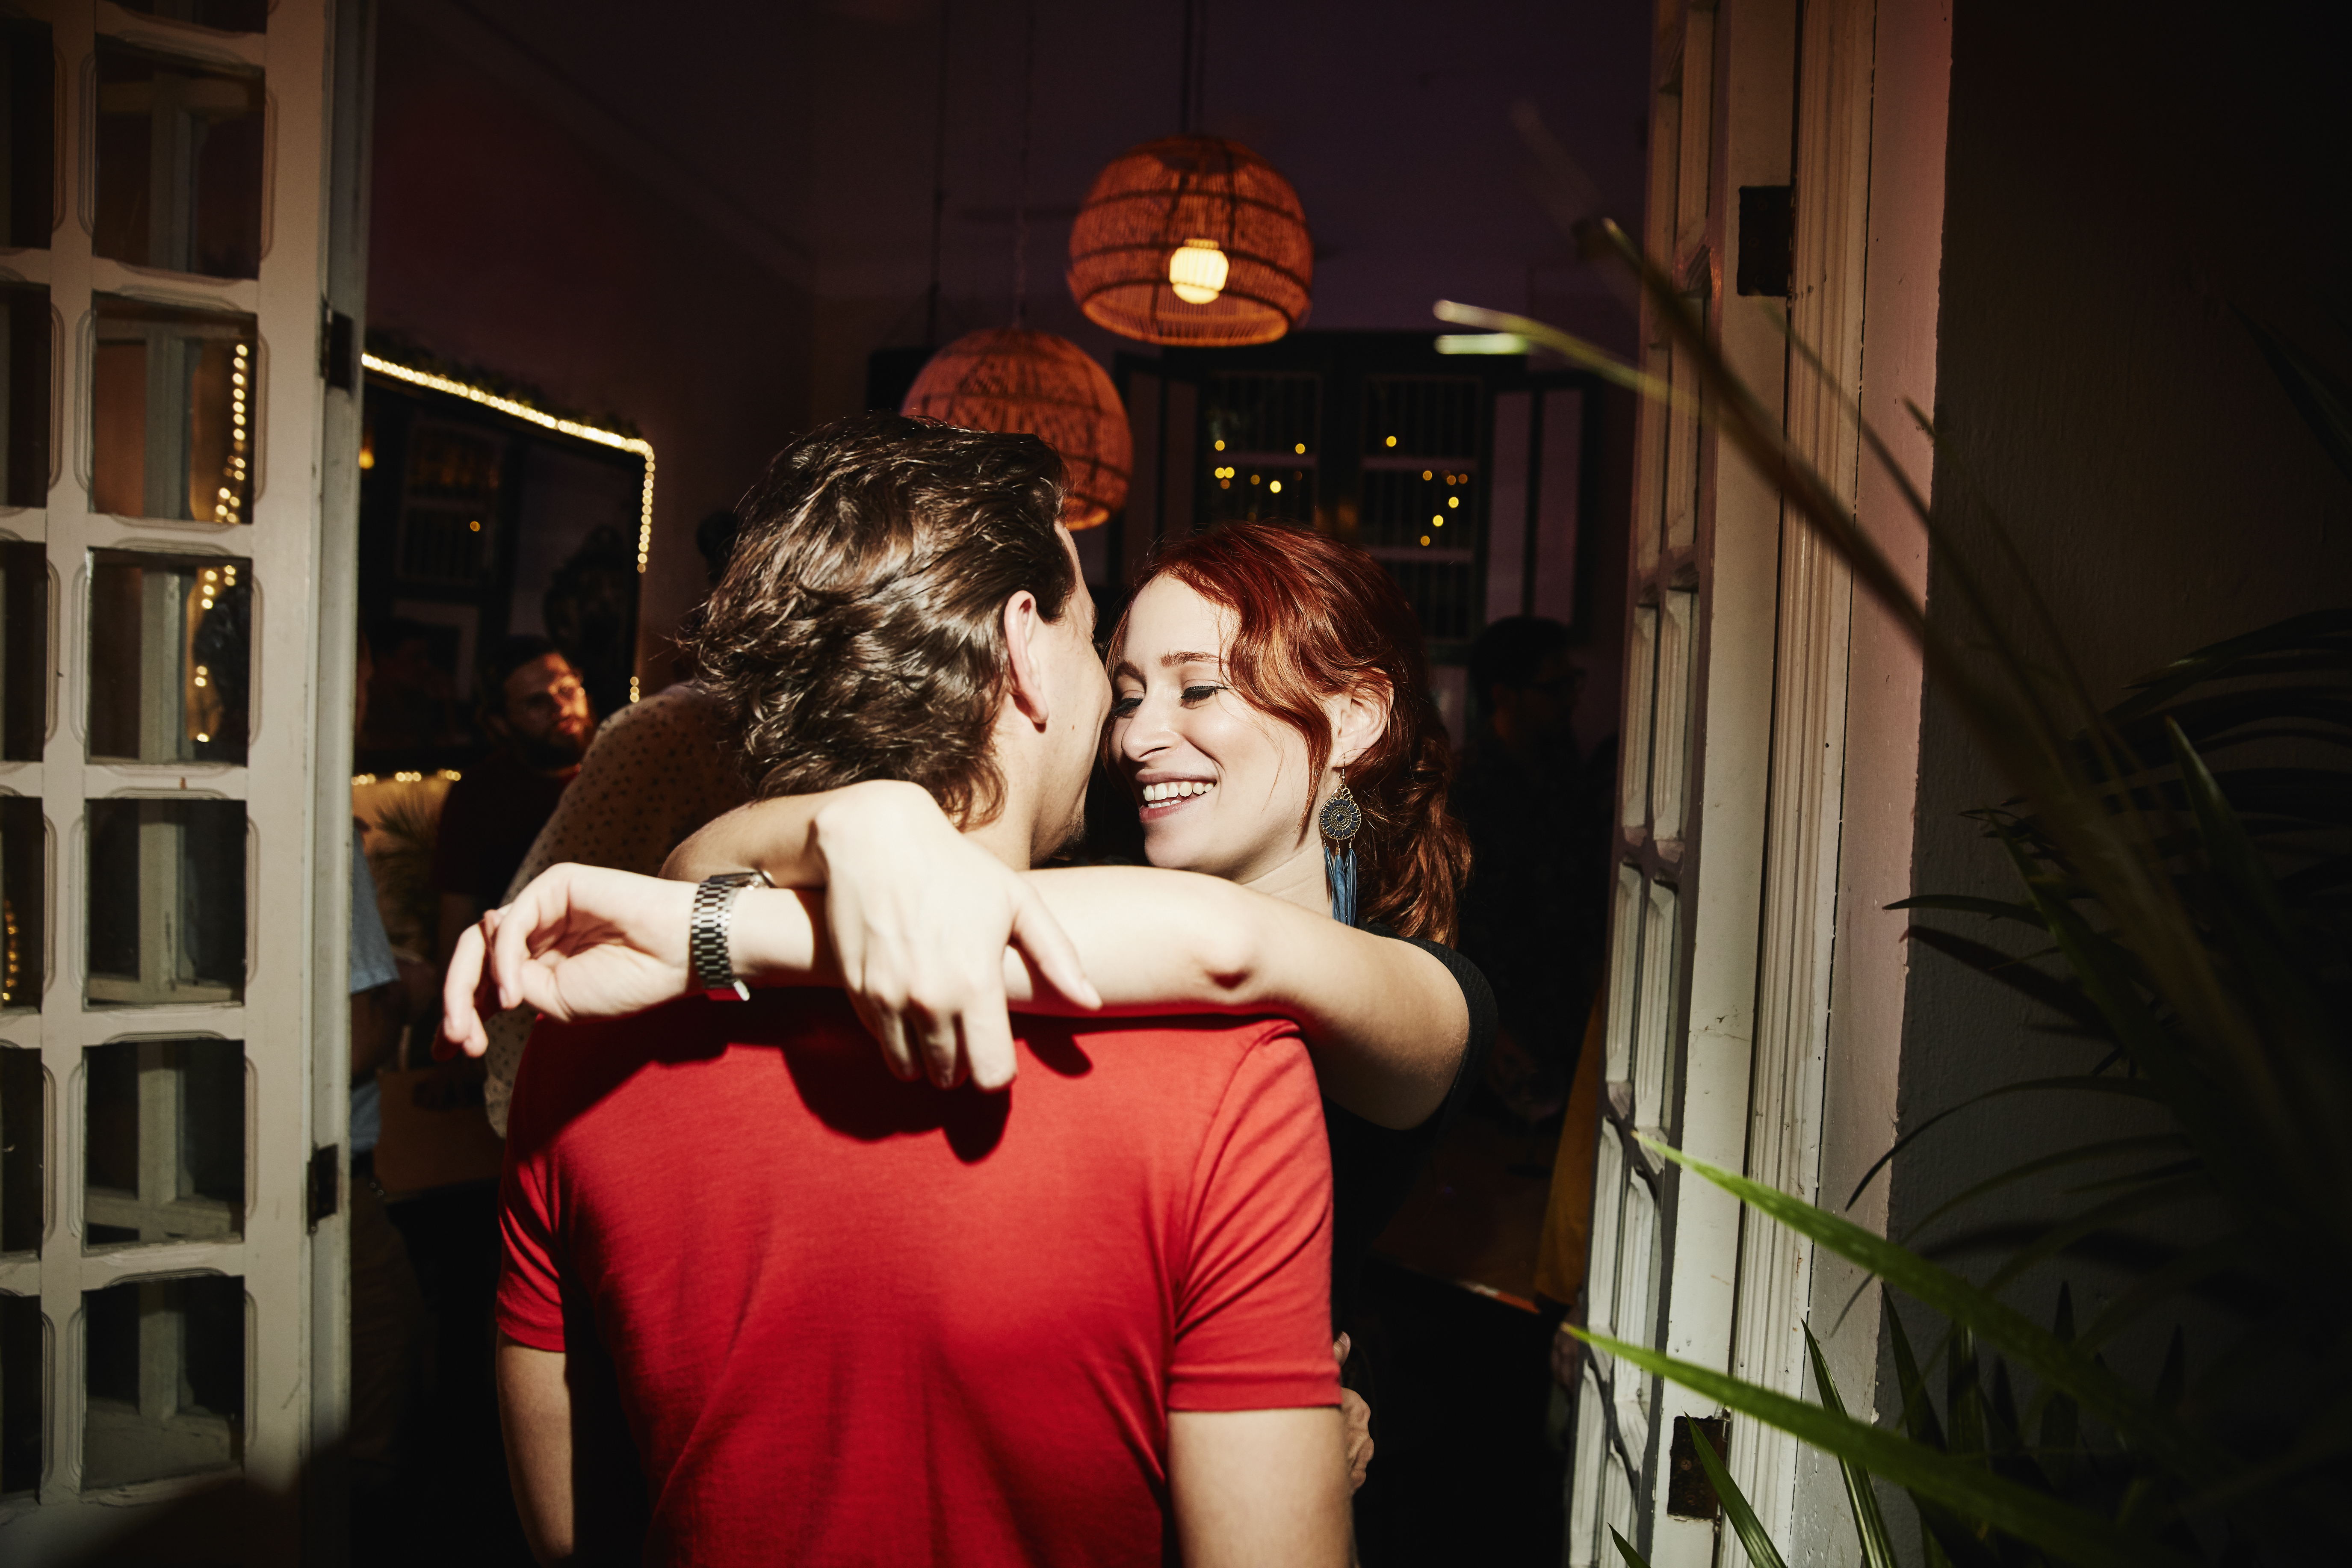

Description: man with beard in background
[432,636,595,974]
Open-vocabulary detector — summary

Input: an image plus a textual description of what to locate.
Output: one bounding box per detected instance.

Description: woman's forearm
[704,859,1466,1128]
[1017,869,1466,1129]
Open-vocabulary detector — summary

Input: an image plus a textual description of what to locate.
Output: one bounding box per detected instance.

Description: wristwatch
[690,870,773,1001]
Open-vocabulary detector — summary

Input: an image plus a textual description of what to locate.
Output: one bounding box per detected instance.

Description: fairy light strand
[359,354,657,579]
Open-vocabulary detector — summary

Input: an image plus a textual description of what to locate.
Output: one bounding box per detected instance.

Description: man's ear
[1002,589,1052,728]
[1328,678,1392,772]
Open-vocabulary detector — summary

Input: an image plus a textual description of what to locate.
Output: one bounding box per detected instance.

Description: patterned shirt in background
[482,682,749,1134]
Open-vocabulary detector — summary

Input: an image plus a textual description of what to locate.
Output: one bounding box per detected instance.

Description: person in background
[1450,615,1609,1122]
[347,635,433,1529]
[469,513,752,1136]
[431,637,593,974]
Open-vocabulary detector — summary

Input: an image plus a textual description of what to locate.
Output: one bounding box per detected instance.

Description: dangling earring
[1319,771,1361,928]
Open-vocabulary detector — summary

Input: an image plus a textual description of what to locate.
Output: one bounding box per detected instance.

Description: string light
[363,354,657,575]
[1269,481,1282,493]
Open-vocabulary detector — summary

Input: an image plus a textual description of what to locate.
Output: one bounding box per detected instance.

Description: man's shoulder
[1049,1011,1307,1070]
[508,1001,1313,1169]
[1032,1012,1319,1132]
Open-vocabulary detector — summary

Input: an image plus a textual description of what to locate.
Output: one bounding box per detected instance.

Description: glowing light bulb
[1269,481,1282,493]
[1386,436,1398,448]
[1214,440,1226,452]
[1168,238,1229,305]
[1294,443,1306,455]
[1448,496,1460,508]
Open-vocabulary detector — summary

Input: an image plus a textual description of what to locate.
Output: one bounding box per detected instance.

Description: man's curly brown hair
[684,414,1076,828]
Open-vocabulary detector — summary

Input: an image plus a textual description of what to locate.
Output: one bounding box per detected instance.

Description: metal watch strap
[690,870,771,1001]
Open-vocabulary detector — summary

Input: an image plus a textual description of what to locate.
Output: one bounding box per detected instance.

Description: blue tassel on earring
[1324,840,1359,928]
[1318,778,1362,927]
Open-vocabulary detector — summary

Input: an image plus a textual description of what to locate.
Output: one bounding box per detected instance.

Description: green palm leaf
[1684,1413,1790,1568]
[1804,1325,1899,1568]
[1569,1325,2201,1568]
[1636,1134,2229,1488]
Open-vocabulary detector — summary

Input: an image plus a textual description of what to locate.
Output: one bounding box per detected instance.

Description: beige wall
[1890,0,2352,1449]
[368,3,814,693]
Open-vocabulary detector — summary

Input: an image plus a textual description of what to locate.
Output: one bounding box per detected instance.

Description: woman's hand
[440,864,699,1057]
[1335,1334,1373,1494]
[808,783,1097,1092]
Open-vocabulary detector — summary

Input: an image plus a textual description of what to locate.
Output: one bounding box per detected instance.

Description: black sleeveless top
[1323,929,1498,1329]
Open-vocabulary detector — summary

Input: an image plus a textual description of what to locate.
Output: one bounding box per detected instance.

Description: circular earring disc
[1319,790,1361,842]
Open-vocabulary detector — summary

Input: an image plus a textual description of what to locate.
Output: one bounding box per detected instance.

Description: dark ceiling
[415,0,1653,353]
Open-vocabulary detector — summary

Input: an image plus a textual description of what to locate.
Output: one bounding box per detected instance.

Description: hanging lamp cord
[1178,0,1209,136]
[1012,0,1036,328]
[925,0,952,346]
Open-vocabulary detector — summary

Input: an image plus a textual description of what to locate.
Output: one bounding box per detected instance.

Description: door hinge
[321,304,357,390]
[308,1143,341,1230]
[1736,185,1794,298]
[1666,1413,1730,1519]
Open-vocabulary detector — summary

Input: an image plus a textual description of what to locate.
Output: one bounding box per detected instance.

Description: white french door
[1564,0,1909,1564]
[0,1,368,1558]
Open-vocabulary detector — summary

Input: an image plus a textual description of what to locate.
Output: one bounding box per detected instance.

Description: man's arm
[497,1337,577,1564]
[1168,1407,1352,1566]
[496,1336,645,1565]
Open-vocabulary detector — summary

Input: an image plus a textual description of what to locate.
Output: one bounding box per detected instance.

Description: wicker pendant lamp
[903,328,1131,528]
[1067,135,1312,346]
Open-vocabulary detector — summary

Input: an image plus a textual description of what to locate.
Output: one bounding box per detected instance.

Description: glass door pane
[84,798,245,1007]
[87,550,250,764]
[91,298,257,524]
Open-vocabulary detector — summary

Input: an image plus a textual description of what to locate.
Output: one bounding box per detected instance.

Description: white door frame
[0,3,367,1558]
[1565,1,1944,1562]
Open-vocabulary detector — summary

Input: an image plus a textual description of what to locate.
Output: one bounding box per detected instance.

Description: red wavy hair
[1120,522,1473,944]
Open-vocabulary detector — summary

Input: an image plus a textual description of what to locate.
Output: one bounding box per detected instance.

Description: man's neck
[960,809,1038,872]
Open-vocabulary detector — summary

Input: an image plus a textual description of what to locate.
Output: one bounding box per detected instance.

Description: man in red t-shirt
[483,416,1349,1565]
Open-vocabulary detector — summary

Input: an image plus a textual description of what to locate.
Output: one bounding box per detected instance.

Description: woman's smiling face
[1108,574,1320,886]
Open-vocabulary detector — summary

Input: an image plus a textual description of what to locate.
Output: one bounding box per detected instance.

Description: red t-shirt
[497,990,1338,1566]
